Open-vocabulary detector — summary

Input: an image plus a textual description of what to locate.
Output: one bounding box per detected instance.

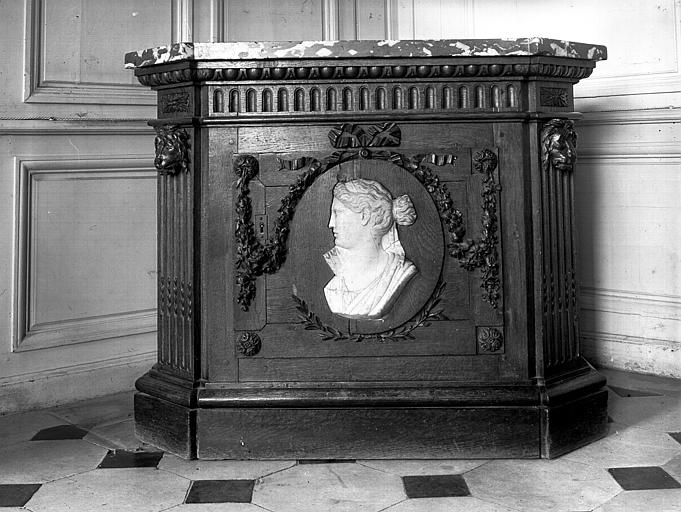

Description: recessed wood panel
[41,0,171,85]
[15,157,157,352]
[226,0,323,41]
[30,172,156,325]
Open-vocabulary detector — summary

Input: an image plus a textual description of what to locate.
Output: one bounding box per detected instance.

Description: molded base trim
[0,353,155,414]
[133,367,609,460]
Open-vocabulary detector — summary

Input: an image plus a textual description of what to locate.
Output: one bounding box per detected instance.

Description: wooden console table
[126,38,608,459]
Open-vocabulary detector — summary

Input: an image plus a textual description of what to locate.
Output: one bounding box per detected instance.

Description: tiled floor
[1,368,680,512]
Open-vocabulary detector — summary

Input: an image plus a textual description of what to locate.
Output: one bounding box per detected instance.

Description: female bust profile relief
[323,178,418,319]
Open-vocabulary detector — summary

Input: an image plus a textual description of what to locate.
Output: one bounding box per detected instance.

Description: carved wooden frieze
[539,87,569,108]
[328,123,401,148]
[154,125,190,175]
[159,92,191,114]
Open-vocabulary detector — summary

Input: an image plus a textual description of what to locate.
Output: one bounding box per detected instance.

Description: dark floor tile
[608,385,663,398]
[97,449,164,468]
[185,480,255,504]
[30,424,89,441]
[669,432,681,445]
[402,474,470,498]
[298,459,356,464]
[0,484,42,507]
[607,415,615,423]
[608,466,681,491]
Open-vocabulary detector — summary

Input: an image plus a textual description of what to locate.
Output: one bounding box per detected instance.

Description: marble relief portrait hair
[323,178,418,319]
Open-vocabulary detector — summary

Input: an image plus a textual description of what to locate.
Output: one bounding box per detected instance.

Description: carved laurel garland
[292,280,446,343]
[234,151,350,310]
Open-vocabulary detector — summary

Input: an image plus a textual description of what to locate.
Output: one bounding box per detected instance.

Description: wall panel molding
[582,331,681,379]
[13,156,157,353]
[22,0,158,105]
[0,119,154,135]
[0,350,155,414]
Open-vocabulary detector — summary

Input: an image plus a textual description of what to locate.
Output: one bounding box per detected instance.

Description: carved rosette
[238,332,262,356]
[478,327,504,352]
[159,92,191,114]
[154,125,190,175]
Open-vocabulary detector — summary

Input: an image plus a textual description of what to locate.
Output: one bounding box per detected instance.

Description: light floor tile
[465,459,621,512]
[26,468,190,512]
[0,440,108,484]
[85,419,154,451]
[601,369,681,397]
[384,496,517,512]
[664,454,681,482]
[162,505,266,512]
[357,459,488,476]
[608,392,681,432]
[593,489,681,512]
[253,463,404,512]
[49,391,135,429]
[0,411,68,447]
[159,455,295,481]
[564,423,681,468]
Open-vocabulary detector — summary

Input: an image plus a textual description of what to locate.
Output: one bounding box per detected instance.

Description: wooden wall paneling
[13,156,157,352]
[574,154,681,300]
[354,0,388,39]
[24,0,171,104]
[225,0,323,41]
[171,0,194,42]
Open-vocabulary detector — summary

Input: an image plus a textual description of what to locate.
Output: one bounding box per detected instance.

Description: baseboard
[581,331,681,379]
[0,352,155,414]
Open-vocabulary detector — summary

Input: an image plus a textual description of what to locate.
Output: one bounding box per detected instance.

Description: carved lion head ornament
[541,119,577,173]
[154,125,190,175]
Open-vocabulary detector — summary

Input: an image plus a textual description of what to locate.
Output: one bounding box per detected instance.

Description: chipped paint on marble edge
[125,38,607,68]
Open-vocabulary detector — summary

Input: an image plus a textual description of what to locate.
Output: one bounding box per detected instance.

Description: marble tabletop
[125,38,607,69]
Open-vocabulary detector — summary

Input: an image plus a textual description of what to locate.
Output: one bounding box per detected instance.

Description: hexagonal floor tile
[0,440,108,484]
[49,391,134,429]
[357,460,488,476]
[664,454,681,482]
[608,392,681,432]
[465,459,621,512]
[85,419,155,451]
[593,489,681,512]
[159,454,295,480]
[383,496,518,512]
[253,462,404,512]
[600,368,681,397]
[26,468,190,512]
[163,504,266,512]
[564,423,681,468]
[0,411,68,447]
